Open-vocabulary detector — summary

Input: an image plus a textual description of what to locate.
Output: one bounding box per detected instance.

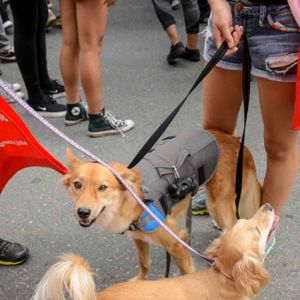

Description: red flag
[292,48,300,130]
[0,96,68,193]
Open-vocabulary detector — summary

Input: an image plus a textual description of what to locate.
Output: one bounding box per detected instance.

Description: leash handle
[128,41,229,169]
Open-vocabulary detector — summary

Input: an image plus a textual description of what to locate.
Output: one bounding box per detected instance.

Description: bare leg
[165,24,181,46]
[186,33,198,50]
[202,66,243,133]
[59,0,80,104]
[257,78,299,215]
[76,0,108,114]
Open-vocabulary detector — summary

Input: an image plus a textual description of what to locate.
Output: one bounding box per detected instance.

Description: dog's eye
[99,185,107,191]
[74,181,82,189]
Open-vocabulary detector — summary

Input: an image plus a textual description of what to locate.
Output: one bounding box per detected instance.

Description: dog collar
[126,201,166,233]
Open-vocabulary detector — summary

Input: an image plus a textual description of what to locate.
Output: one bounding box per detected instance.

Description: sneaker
[88,108,134,137]
[27,94,66,118]
[6,91,25,103]
[167,41,185,65]
[42,79,65,99]
[0,239,29,265]
[3,20,13,31]
[65,101,88,126]
[171,0,181,10]
[46,9,57,28]
[0,47,16,63]
[192,187,208,215]
[179,47,201,62]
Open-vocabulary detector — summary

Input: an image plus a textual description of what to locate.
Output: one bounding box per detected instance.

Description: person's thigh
[202,66,243,134]
[257,78,298,151]
[76,0,108,50]
[59,0,78,46]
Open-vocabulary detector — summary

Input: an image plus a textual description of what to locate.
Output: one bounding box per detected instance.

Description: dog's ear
[66,148,82,171]
[110,163,140,189]
[232,256,270,297]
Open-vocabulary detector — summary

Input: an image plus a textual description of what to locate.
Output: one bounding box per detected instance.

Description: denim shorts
[203,0,300,82]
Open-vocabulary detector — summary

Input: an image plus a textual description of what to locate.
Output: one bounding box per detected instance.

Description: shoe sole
[37,111,66,118]
[65,117,87,126]
[0,58,16,63]
[192,209,209,216]
[49,91,66,99]
[88,121,134,137]
[0,249,29,266]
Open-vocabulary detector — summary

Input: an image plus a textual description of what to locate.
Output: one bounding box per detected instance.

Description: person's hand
[209,0,243,56]
[104,0,117,7]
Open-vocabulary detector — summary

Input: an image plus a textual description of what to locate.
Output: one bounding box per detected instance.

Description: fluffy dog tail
[32,253,97,300]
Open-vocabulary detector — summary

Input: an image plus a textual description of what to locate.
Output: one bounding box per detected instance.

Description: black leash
[128,34,251,276]
[235,34,252,219]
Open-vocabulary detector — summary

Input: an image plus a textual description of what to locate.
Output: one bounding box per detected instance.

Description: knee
[79,34,104,53]
[264,136,299,161]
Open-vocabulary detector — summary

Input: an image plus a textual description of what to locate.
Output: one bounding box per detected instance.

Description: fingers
[225,25,244,56]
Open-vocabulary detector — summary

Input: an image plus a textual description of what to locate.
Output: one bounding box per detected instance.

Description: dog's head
[205,203,275,297]
[62,148,143,228]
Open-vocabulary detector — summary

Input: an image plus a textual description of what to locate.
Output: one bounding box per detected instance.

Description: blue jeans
[203,0,300,82]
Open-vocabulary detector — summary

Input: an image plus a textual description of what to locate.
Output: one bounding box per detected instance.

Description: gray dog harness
[129,130,219,233]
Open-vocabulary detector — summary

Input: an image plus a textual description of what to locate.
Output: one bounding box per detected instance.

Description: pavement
[0,1,299,299]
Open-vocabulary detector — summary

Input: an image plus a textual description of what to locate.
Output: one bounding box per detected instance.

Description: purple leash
[0,80,214,265]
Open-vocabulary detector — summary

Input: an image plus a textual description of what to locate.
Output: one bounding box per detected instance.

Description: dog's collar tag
[138,202,166,233]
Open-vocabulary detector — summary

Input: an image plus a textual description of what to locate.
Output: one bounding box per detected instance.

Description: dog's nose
[77,207,91,219]
[264,203,273,211]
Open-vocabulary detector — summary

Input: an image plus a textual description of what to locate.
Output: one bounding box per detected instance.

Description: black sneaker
[27,94,66,118]
[88,108,134,137]
[65,101,88,126]
[167,41,184,64]
[0,47,16,63]
[0,239,29,266]
[179,47,201,62]
[43,79,65,99]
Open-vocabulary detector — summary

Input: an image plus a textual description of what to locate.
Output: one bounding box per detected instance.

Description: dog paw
[128,275,144,282]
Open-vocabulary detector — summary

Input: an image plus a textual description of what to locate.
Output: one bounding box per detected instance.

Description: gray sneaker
[88,108,134,137]
[192,187,208,215]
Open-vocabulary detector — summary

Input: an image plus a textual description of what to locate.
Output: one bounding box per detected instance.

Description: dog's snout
[77,207,91,219]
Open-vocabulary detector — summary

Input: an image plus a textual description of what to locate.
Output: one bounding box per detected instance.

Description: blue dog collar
[139,202,166,233]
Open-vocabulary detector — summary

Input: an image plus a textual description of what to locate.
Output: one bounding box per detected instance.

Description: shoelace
[0,239,12,254]
[104,111,126,136]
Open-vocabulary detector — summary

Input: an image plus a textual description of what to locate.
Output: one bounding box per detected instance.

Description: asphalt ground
[0,1,299,299]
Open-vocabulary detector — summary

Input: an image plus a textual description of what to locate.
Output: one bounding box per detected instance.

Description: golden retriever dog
[32,204,274,300]
[62,129,261,280]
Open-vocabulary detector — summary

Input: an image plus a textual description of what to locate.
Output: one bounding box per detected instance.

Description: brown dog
[32,204,274,300]
[62,129,261,280]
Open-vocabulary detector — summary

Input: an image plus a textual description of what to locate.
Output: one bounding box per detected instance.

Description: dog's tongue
[272,215,280,231]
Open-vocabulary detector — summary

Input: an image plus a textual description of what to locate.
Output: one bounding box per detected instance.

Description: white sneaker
[6,82,21,92]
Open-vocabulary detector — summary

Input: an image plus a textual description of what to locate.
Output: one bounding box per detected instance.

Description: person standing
[59,0,134,137]
[9,0,66,118]
[152,0,201,64]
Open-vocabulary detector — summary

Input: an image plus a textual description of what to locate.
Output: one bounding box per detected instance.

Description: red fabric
[292,49,300,130]
[0,96,68,193]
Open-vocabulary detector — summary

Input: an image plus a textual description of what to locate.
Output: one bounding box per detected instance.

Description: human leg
[59,0,80,104]
[257,78,299,215]
[76,0,107,114]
